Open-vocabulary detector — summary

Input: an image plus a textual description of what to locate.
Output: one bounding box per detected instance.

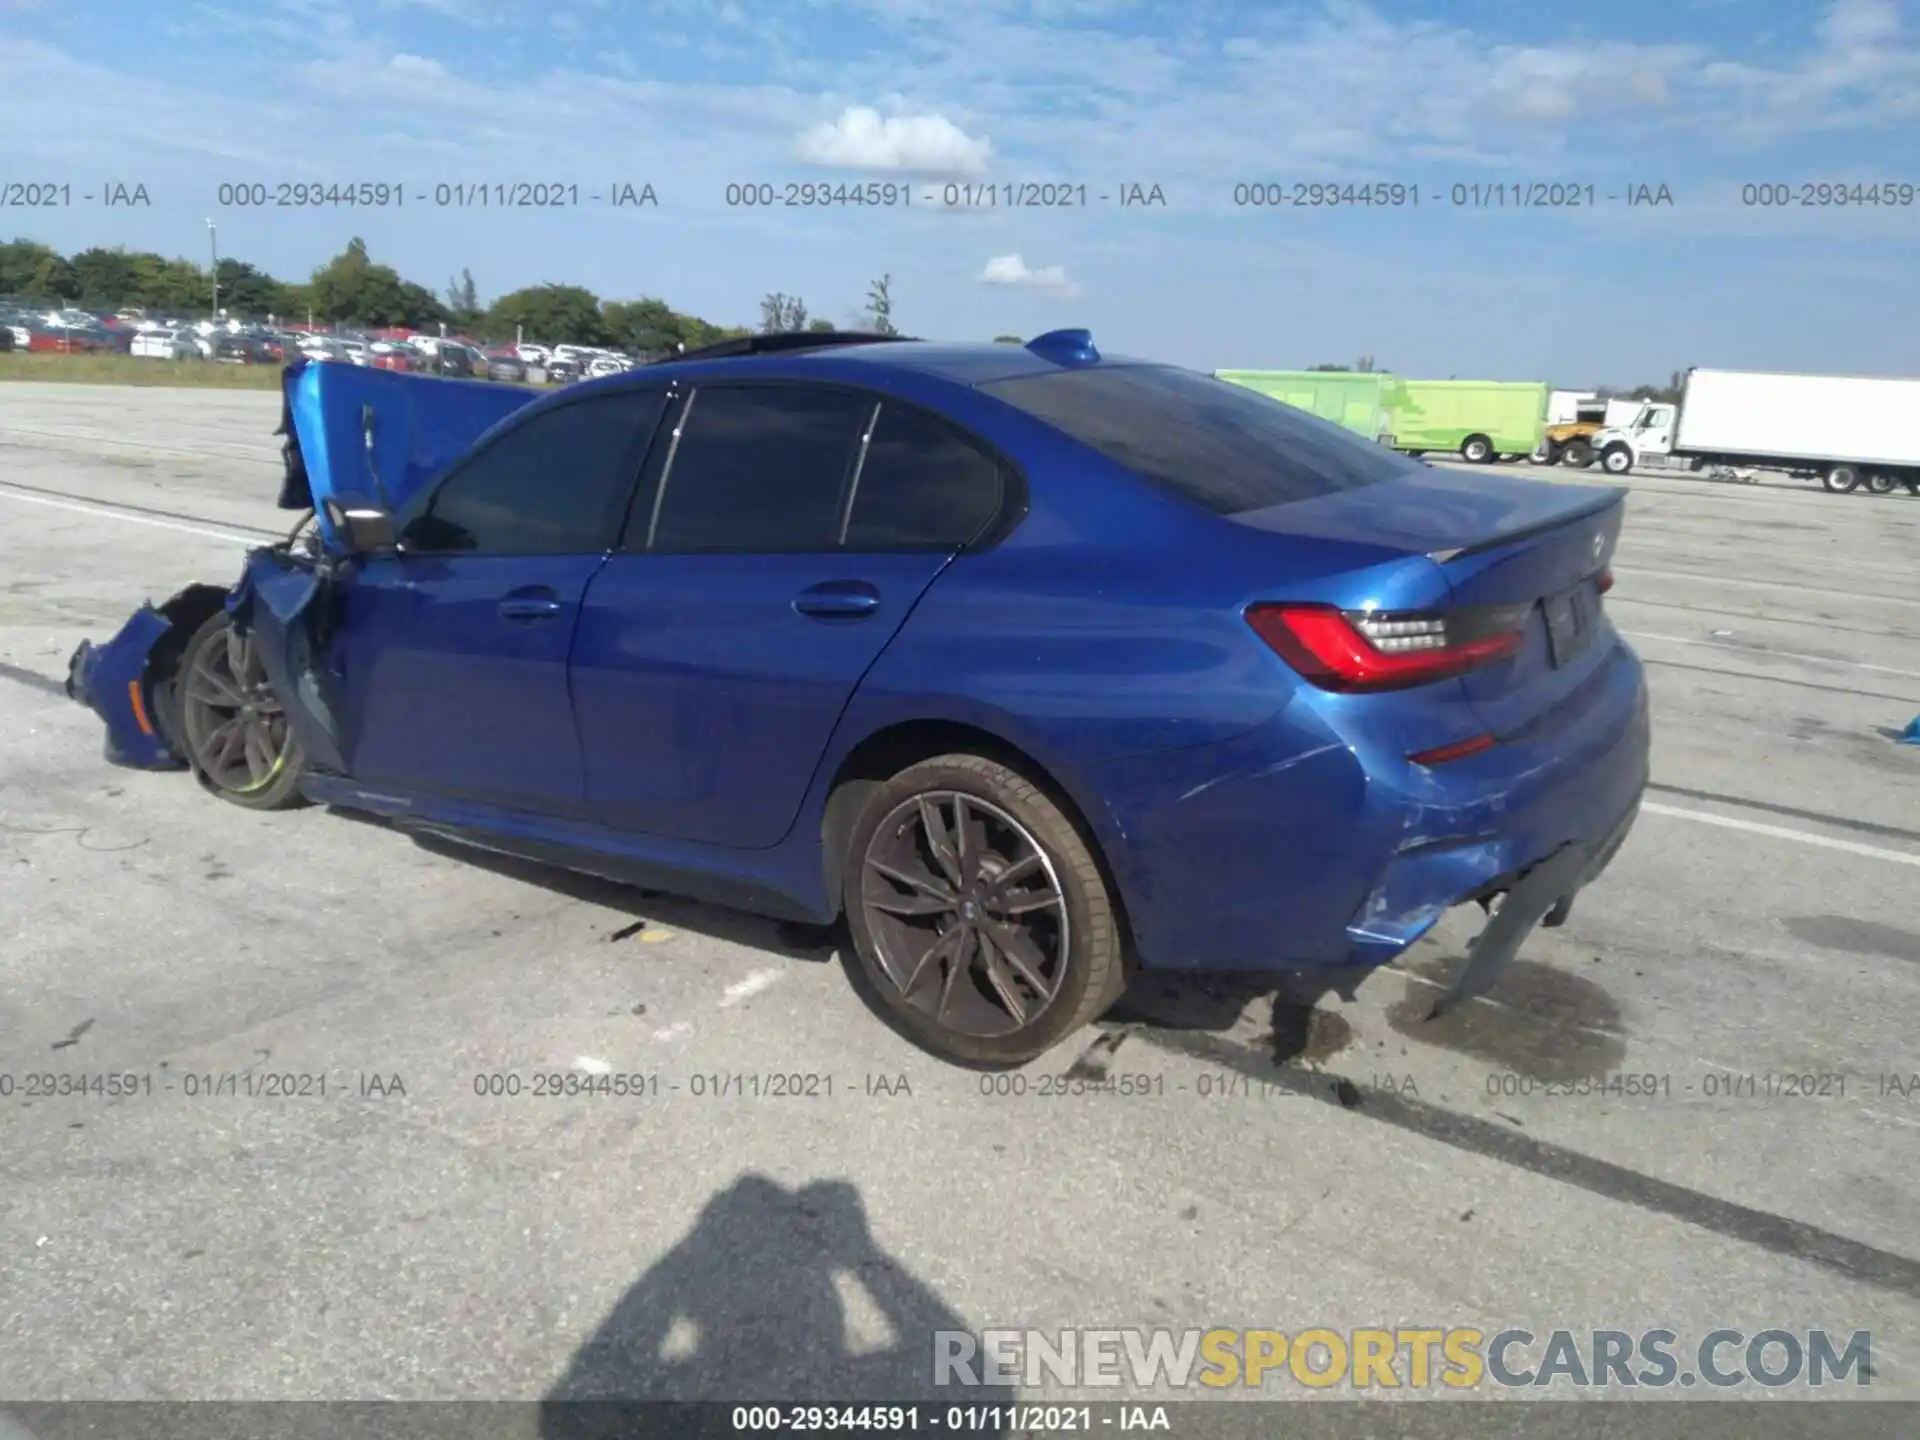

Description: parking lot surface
[2,384,1918,1406]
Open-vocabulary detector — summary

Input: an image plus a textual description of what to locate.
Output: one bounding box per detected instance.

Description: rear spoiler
[1428,490,1622,564]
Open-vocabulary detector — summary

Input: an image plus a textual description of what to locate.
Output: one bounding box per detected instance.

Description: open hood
[276,357,540,550]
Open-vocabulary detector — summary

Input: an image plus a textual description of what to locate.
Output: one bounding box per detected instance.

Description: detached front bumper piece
[64,584,232,771]
[66,607,184,770]
[1429,798,1641,1018]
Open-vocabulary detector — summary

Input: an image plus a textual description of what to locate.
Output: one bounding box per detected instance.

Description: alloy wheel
[859,791,1070,1039]
[181,625,293,795]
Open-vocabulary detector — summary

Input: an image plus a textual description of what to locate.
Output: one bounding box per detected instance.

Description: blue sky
[2,0,1917,384]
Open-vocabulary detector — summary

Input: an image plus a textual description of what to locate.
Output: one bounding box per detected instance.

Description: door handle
[793,580,880,619]
[499,588,563,621]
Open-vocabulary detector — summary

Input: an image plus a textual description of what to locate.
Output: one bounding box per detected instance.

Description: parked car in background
[485,350,528,382]
[131,329,202,360]
[210,333,275,364]
[516,344,552,366]
[338,340,371,366]
[369,341,426,372]
[297,338,354,364]
[0,324,12,353]
[586,355,629,379]
[544,355,583,384]
[436,345,476,379]
[29,322,116,353]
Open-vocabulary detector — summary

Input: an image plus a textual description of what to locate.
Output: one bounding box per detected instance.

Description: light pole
[206,219,219,319]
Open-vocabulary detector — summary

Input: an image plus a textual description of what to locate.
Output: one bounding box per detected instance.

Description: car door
[570,383,1011,848]
[333,386,667,814]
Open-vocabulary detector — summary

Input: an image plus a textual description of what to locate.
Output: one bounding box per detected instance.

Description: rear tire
[1823,465,1859,493]
[1460,435,1494,464]
[177,611,310,811]
[1865,472,1896,495]
[1562,440,1595,468]
[842,754,1123,1067]
[1601,444,1634,475]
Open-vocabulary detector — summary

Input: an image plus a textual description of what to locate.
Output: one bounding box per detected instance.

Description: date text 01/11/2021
[724,182,1169,208]
[1230,182,1676,208]
[729,1405,1171,1433]
[210,182,659,208]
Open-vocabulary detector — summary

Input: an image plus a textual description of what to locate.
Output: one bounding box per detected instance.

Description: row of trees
[0,238,906,356]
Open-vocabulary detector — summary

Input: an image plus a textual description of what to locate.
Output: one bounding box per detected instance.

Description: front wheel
[843,755,1125,1067]
[1601,444,1634,475]
[178,611,310,810]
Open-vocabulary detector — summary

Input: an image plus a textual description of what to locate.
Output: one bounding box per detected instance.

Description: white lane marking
[652,1022,693,1042]
[1643,802,1920,867]
[719,968,784,1007]
[0,487,258,545]
[575,1056,613,1076]
[1615,565,1920,610]
[1620,629,1920,682]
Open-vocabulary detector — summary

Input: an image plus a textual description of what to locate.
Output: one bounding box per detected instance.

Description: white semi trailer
[1591,367,1920,495]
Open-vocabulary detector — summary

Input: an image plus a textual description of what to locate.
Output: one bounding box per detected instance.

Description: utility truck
[1214,370,1397,444]
[1590,368,1920,494]
[1541,397,1651,469]
[1217,371,1551,464]
[1387,380,1549,464]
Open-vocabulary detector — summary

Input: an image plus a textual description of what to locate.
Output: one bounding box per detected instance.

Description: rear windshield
[978,364,1423,515]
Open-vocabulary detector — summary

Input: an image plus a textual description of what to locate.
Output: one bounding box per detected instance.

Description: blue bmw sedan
[68,329,1648,1065]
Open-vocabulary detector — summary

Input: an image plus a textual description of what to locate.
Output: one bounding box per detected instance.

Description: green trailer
[1213,369,1397,444]
[1382,380,1549,463]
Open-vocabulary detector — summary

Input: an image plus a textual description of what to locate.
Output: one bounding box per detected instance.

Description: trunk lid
[1233,468,1626,738]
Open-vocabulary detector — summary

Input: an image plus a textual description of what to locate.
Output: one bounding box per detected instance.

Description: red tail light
[1245,602,1529,692]
[1596,567,1614,595]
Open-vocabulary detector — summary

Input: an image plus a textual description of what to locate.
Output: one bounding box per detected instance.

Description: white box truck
[1590,367,1920,495]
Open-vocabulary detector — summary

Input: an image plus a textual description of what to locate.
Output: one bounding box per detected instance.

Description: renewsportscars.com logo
[933,1328,1872,1391]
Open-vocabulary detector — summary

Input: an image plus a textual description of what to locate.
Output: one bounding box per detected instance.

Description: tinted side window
[844,404,1004,550]
[979,364,1425,515]
[404,390,665,554]
[651,386,871,553]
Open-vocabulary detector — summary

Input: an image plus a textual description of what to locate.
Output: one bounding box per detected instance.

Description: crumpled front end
[64,583,234,770]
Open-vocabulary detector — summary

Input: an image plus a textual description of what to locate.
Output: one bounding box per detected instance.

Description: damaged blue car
[67,332,1648,1064]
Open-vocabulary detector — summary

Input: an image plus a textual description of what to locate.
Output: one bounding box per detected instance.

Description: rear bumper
[1086,639,1650,971]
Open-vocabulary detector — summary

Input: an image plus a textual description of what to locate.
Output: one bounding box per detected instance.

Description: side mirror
[322,494,398,553]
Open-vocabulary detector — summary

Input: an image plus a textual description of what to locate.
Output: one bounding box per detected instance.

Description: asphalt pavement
[1,385,1917,1416]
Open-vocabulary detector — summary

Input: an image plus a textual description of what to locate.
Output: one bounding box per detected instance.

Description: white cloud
[389,54,447,77]
[979,253,1079,295]
[795,106,992,175]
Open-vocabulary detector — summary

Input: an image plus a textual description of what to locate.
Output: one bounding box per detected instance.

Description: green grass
[0,352,285,388]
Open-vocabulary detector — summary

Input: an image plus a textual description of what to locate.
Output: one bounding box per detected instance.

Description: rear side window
[403,388,665,554]
[652,385,870,552]
[844,403,1004,550]
[979,364,1423,515]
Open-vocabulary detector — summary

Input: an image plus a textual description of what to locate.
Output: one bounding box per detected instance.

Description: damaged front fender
[65,583,231,769]
[228,548,348,776]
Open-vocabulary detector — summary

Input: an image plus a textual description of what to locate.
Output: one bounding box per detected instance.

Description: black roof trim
[655,330,920,364]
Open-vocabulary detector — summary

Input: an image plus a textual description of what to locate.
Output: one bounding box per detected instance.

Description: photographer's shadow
[540,1175,1012,1438]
